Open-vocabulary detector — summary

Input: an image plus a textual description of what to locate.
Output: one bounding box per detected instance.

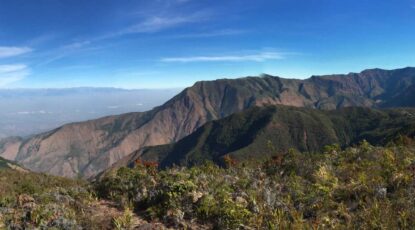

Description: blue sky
[0,0,414,88]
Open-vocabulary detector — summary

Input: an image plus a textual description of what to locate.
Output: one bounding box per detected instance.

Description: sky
[0,0,415,89]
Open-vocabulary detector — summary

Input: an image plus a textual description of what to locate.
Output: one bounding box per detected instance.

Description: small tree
[223,155,237,168]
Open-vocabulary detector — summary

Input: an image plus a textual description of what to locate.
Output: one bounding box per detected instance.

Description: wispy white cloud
[38,2,209,66]
[170,29,247,39]
[53,11,208,64]
[123,16,196,33]
[55,18,185,53]
[35,43,102,67]
[62,40,91,50]
[175,0,192,4]
[16,110,52,115]
[59,65,95,70]
[161,52,286,63]
[0,46,32,58]
[61,9,210,51]
[0,64,27,73]
[27,34,57,47]
[103,12,209,40]
[0,64,30,86]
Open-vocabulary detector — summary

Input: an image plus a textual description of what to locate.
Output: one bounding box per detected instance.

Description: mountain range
[1,67,415,178]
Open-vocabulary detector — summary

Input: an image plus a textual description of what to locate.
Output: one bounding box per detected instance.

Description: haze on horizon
[0,0,414,89]
[0,88,180,138]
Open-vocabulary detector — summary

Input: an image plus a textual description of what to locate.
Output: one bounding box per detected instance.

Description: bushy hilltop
[0,164,171,229]
[0,169,94,229]
[96,138,415,229]
[2,138,415,229]
[1,67,415,178]
[112,105,415,170]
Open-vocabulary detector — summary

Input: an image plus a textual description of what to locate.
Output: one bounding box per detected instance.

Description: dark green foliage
[0,157,10,169]
[159,106,275,167]
[0,156,21,169]
[139,105,415,168]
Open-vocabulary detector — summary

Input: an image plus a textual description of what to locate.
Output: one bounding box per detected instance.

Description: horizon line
[1,66,413,90]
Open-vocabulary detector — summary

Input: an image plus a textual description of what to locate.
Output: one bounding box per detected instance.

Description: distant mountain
[0,137,22,160]
[0,87,180,139]
[2,67,415,178]
[114,105,415,169]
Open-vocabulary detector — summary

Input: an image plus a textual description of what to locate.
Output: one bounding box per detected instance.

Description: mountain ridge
[2,67,415,178]
[108,105,415,172]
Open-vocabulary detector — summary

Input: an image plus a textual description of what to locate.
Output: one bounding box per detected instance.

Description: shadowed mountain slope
[1,67,415,178]
[117,106,415,169]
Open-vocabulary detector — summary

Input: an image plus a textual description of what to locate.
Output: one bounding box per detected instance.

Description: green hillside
[134,106,415,168]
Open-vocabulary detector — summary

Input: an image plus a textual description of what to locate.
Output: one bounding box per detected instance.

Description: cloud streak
[101,11,209,40]
[161,52,286,63]
[0,64,30,86]
[0,64,27,73]
[0,46,32,58]
[170,29,247,39]
[120,16,196,34]
[62,41,91,50]
[61,8,211,51]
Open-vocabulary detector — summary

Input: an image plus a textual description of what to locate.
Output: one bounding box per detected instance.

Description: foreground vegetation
[0,169,100,229]
[1,137,415,229]
[97,137,415,229]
